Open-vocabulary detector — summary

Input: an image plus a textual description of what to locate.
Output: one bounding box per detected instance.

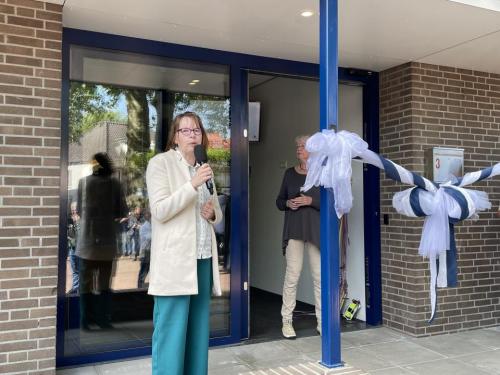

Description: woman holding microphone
[146,111,222,375]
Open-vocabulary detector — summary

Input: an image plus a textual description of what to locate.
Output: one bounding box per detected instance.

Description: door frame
[57,28,380,367]
[244,70,381,337]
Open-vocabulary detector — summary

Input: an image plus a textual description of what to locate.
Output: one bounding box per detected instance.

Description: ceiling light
[300,10,314,17]
[191,79,200,83]
[188,82,196,85]
[448,0,500,12]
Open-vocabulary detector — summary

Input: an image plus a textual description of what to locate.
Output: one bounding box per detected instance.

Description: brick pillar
[380,62,500,336]
[0,0,62,372]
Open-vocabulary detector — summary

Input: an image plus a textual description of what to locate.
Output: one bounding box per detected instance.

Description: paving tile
[409,331,492,357]
[57,366,99,375]
[95,358,151,375]
[208,347,244,369]
[241,362,365,374]
[209,364,252,374]
[368,366,416,374]
[341,327,404,348]
[454,328,500,350]
[454,350,500,374]
[246,353,320,370]
[360,340,445,366]
[228,340,300,365]
[280,334,322,353]
[57,327,500,375]
[403,357,492,375]
[340,347,395,372]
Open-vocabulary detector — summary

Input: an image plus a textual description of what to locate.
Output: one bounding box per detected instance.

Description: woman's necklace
[297,163,307,173]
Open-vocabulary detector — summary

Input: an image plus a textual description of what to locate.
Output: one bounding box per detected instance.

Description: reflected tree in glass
[122,89,155,207]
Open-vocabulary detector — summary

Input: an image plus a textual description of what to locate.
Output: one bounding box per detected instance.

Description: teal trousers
[152,258,212,375]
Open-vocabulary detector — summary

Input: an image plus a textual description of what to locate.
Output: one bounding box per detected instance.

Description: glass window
[62,46,231,358]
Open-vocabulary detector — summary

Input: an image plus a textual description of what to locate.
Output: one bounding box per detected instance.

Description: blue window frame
[57,27,380,367]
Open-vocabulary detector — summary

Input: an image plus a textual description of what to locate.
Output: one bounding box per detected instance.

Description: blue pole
[319,0,342,368]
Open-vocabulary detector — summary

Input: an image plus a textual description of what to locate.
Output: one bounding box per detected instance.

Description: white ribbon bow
[303,128,495,322]
[393,184,489,321]
[303,130,368,218]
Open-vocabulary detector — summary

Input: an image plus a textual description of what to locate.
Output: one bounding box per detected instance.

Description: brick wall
[0,0,62,373]
[380,62,500,336]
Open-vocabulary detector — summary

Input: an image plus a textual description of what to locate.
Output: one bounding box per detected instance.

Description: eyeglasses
[177,128,202,136]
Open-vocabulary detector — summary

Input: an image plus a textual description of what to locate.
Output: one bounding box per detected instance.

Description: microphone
[194,144,214,195]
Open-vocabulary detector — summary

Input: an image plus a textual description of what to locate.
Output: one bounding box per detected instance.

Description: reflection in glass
[63,47,231,360]
[65,82,158,355]
[76,152,127,330]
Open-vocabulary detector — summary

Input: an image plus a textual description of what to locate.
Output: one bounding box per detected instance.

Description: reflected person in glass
[126,206,143,261]
[137,209,151,288]
[146,112,222,375]
[67,201,80,294]
[76,152,128,330]
[276,135,321,339]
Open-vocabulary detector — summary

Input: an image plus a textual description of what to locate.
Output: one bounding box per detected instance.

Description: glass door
[59,45,231,363]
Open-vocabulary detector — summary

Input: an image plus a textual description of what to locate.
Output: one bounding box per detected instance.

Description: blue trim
[55,31,71,363]
[58,334,242,368]
[319,0,342,368]
[229,66,249,340]
[58,347,151,368]
[58,27,381,367]
[209,334,241,347]
[362,69,382,327]
[362,68,382,327]
[63,28,318,79]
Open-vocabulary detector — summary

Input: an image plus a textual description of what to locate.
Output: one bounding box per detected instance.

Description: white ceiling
[62,0,500,74]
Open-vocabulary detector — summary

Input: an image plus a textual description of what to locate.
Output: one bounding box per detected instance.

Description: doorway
[248,73,370,341]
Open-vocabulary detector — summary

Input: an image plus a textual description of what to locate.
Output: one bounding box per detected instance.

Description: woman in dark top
[276,135,321,339]
[76,152,128,330]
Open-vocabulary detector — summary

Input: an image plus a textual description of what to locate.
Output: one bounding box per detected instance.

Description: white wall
[249,76,319,304]
[249,76,366,321]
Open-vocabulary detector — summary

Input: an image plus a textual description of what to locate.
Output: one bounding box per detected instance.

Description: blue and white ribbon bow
[304,129,500,322]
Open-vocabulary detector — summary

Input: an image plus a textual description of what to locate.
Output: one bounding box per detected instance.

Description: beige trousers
[281,239,321,325]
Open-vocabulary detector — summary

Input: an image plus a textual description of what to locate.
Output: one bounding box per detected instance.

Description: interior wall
[249,76,319,304]
[249,76,366,321]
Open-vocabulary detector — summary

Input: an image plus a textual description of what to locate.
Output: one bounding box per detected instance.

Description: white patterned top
[176,150,212,259]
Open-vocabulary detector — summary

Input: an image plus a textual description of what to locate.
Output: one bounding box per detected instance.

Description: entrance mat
[241,362,366,374]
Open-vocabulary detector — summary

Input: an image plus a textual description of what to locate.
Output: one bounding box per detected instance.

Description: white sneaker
[282,321,296,339]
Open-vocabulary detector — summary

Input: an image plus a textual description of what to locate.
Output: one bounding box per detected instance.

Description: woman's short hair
[295,135,310,145]
[165,111,209,151]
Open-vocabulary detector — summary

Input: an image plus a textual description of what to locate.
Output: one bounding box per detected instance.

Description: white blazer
[145,149,223,296]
